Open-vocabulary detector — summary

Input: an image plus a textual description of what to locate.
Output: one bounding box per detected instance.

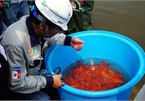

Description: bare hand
[70,38,84,50]
[52,74,64,88]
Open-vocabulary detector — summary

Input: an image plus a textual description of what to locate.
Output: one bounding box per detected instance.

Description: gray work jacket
[0,16,69,94]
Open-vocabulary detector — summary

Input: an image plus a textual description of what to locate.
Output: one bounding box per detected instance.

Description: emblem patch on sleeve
[12,67,21,79]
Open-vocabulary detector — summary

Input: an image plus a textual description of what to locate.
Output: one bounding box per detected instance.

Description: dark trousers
[9,87,60,100]
[0,54,10,100]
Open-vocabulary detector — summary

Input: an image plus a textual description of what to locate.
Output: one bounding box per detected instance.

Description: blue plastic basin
[45,30,145,100]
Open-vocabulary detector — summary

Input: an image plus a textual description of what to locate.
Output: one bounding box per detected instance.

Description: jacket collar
[26,17,40,47]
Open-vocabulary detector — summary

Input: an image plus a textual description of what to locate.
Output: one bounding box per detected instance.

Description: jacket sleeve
[5,45,47,94]
[43,33,72,49]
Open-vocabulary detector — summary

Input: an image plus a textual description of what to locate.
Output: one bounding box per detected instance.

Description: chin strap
[31,5,58,38]
[42,17,57,38]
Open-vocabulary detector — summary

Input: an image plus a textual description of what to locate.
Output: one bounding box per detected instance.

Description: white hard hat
[35,0,73,31]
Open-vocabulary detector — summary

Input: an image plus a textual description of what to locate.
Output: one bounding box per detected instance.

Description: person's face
[45,25,62,38]
[38,22,62,38]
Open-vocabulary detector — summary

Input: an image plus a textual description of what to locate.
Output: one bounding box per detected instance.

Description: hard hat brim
[62,25,68,31]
